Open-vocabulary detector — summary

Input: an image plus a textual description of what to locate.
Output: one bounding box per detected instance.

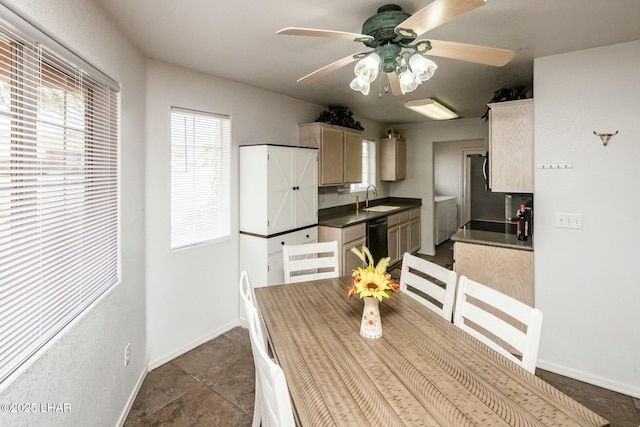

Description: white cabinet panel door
[293,148,318,228]
[267,148,295,234]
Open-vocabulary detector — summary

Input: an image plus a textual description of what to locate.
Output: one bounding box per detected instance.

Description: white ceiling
[94,0,640,124]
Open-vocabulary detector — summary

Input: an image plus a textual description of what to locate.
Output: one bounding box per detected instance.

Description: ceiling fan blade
[277,27,373,42]
[297,53,367,84]
[386,73,402,96]
[426,39,515,66]
[396,0,486,37]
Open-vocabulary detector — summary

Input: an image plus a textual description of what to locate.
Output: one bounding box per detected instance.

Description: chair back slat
[453,275,543,373]
[399,253,457,320]
[283,241,339,284]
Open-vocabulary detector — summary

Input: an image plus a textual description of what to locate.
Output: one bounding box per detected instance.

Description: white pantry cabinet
[239,144,318,236]
[239,144,319,287]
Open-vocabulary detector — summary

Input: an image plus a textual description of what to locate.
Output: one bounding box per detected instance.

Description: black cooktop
[463,220,517,234]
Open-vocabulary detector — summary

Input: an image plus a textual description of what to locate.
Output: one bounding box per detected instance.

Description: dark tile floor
[124,241,640,426]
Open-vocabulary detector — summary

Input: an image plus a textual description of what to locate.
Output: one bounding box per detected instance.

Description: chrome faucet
[365,185,377,208]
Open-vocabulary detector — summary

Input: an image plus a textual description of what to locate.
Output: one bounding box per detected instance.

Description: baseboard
[148,319,241,370]
[537,358,640,399]
[117,366,147,427]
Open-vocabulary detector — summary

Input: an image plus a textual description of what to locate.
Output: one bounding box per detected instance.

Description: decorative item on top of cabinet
[488,98,534,193]
[379,137,406,181]
[299,122,362,186]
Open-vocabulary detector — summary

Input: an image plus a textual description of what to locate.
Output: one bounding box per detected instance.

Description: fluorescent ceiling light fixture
[404,98,458,120]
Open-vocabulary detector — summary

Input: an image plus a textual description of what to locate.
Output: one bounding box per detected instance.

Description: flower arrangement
[347,246,399,301]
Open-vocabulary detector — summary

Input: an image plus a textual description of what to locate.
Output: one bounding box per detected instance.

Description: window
[0,10,119,382]
[351,139,376,192]
[170,108,230,249]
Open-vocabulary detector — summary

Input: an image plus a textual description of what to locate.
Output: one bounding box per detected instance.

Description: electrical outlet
[124,343,131,367]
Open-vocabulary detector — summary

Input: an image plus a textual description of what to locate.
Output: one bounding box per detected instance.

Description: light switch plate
[556,213,583,229]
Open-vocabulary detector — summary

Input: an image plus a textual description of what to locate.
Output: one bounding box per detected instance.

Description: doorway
[433,139,485,228]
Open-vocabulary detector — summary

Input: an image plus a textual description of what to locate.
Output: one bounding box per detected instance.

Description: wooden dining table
[254,276,609,427]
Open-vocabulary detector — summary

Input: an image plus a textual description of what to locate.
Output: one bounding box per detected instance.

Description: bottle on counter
[355,196,359,214]
[517,203,529,241]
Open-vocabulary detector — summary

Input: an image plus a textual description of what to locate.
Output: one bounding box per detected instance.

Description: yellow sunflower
[348,246,399,301]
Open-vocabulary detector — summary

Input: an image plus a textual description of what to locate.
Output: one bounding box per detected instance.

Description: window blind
[170,108,230,249]
[351,139,375,192]
[0,14,119,382]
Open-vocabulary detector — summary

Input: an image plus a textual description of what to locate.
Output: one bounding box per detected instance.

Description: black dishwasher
[366,217,388,262]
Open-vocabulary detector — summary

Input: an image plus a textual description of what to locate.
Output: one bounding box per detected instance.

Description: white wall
[145,60,328,367]
[534,40,640,397]
[0,1,147,426]
[389,118,488,255]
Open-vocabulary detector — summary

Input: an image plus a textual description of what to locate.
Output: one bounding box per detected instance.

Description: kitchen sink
[363,205,401,212]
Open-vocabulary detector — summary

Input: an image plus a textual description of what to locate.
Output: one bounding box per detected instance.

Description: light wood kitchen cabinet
[299,123,362,186]
[319,223,366,276]
[387,207,420,265]
[453,241,534,307]
[488,98,534,193]
[379,137,406,181]
[409,208,421,253]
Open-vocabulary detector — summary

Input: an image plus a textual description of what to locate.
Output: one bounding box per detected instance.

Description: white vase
[360,296,382,339]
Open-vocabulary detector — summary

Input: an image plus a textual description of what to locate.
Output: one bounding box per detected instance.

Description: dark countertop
[451,225,534,251]
[318,197,422,228]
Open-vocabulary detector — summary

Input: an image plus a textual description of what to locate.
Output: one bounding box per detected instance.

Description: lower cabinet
[319,223,366,276]
[240,226,318,288]
[453,241,534,306]
[388,207,421,265]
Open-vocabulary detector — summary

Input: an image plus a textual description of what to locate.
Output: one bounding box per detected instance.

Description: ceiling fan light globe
[354,53,381,83]
[399,69,418,94]
[409,54,437,82]
[350,76,370,95]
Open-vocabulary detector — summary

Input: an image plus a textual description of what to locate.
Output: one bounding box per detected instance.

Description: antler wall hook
[593,130,618,146]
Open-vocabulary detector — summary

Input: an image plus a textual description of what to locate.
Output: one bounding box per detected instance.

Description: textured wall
[144,59,326,367]
[0,1,147,426]
[534,40,640,398]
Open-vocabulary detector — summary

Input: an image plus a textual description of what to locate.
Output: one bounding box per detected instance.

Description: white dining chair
[399,252,458,321]
[247,304,296,427]
[282,241,340,284]
[453,275,543,374]
[238,271,266,427]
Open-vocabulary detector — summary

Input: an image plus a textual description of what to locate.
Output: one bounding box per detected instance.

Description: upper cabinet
[379,137,406,181]
[488,99,534,193]
[299,123,362,187]
[239,144,318,236]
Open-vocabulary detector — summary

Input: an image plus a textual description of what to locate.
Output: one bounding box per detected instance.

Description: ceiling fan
[277,0,515,96]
